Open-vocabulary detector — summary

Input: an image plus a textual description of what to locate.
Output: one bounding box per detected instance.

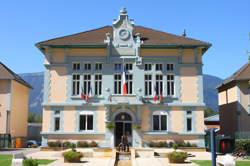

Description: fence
[0,134,11,148]
[235,131,250,139]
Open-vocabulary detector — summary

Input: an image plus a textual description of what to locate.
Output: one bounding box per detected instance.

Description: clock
[119,29,130,40]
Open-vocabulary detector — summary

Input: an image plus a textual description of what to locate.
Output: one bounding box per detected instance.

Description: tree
[204,107,218,118]
[28,112,42,123]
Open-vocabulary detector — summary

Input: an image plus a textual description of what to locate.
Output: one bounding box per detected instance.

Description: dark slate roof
[204,114,219,122]
[217,62,250,89]
[0,62,32,89]
[36,26,211,47]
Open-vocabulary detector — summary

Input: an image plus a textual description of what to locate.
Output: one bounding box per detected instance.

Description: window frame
[152,111,168,131]
[155,74,163,95]
[72,73,80,96]
[79,112,94,131]
[94,74,102,96]
[83,74,91,95]
[95,63,102,70]
[166,63,174,71]
[166,74,175,96]
[144,63,152,71]
[144,74,152,96]
[114,73,122,94]
[84,63,92,70]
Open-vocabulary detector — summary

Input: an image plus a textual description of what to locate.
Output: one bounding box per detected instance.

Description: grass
[0,155,12,166]
[192,160,250,166]
[0,154,55,166]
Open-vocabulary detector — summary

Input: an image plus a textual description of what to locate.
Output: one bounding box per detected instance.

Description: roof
[36,25,211,48]
[217,62,250,89]
[204,114,219,122]
[0,62,32,89]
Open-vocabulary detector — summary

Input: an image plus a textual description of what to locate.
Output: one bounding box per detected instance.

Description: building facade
[217,60,250,138]
[0,62,31,147]
[37,9,211,147]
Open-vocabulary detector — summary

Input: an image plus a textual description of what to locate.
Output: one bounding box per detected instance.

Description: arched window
[115,112,132,121]
[153,111,168,131]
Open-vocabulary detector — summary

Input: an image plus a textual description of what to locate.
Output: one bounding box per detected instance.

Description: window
[79,114,93,131]
[72,74,80,96]
[167,75,174,96]
[145,75,152,96]
[167,64,174,71]
[84,63,91,70]
[153,111,167,131]
[186,111,192,115]
[144,63,152,71]
[54,117,60,131]
[126,74,133,94]
[95,63,102,70]
[125,63,133,70]
[156,75,163,95]
[114,63,122,71]
[114,74,122,94]
[72,62,80,70]
[94,74,102,95]
[155,64,163,71]
[83,74,91,95]
[187,118,192,132]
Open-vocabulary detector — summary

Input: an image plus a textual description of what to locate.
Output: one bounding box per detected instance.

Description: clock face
[119,29,130,40]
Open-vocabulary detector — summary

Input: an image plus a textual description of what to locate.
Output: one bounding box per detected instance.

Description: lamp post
[210,128,217,166]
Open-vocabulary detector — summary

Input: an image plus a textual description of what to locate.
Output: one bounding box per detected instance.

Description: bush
[31,144,38,148]
[175,141,186,147]
[235,139,250,153]
[89,141,98,147]
[169,141,174,147]
[23,159,38,166]
[77,141,89,147]
[62,141,72,148]
[173,143,178,150]
[47,141,62,147]
[167,151,188,163]
[63,150,83,163]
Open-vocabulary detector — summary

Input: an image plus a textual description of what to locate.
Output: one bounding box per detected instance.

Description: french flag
[81,87,85,100]
[122,66,127,95]
[87,86,93,100]
[153,84,158,101]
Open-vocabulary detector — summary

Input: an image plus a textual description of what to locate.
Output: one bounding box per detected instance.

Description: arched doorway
[114,112,132,146]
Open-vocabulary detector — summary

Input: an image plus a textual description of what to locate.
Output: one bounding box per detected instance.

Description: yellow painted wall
[195,107,205,132]
[239,81,250,112]
[96,106,106,132]
[227,86,237,103]
[49,66,67,102]
[68,48,106,56]
[10,80,29,137]
[218,90,227,105]
[141,106,150,132]
[170,107,184,132]
[42,106,51,132]
[182,49,195,63]
[0,80,10,134]
[180,67,198,103]
[63,106,76,132]
[141,49,178,56]
[51,48,65,63]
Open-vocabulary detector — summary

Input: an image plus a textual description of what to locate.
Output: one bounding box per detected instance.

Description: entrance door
[114,112,132,146]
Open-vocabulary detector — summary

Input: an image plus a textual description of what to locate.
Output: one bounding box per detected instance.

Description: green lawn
[0,154,55,166]
[192,160,250,166]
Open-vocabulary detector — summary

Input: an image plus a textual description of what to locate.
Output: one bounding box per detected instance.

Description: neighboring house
[0,62,32,147]
[37,8,211,147]
[27,123,42,141]
[217,60,250,137]
[204,114,220,130]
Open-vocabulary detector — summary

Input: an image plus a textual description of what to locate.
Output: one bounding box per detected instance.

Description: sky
[0,0,249,79]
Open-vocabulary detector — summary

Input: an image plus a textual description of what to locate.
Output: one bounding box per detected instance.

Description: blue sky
[0,0,249,79]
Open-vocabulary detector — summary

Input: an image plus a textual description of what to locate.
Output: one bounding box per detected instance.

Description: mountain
[19,72,223,114]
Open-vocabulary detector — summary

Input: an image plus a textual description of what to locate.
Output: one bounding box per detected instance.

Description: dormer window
[155,64,163,71]
[84,63,91,70]
[72,62,80,70]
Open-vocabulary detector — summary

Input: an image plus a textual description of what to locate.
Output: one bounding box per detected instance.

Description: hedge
[234,139,250,153]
